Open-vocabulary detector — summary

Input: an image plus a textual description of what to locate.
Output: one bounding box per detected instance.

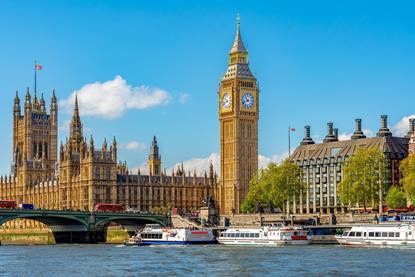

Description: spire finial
[75,93,78,109]
[237,13,240,28]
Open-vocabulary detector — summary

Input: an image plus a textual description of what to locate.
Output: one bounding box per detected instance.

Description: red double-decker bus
[0,200,17,209]
[94,203,124,212]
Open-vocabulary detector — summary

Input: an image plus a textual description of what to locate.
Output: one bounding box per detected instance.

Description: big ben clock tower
[219,16,259,214]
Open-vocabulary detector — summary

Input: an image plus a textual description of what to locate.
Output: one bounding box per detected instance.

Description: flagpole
[288,126,291,157]
[34,60,37,93]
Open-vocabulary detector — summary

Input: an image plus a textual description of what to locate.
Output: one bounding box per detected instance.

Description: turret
[376,115,392,137]
[111,136,117,161]
[50,89,57,123]
[60,142,64,162]
[89,135,94,158]
[14,91,21,117]
[40,93,46,112]
[24,88,31,112]
[148,136,161,176]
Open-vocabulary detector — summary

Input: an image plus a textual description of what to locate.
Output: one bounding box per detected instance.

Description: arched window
[44,142,48,159]
[38,142,42,158]
[33,142,37,158]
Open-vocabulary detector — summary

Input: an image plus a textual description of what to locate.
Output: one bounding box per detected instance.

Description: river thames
[1,244,414,276]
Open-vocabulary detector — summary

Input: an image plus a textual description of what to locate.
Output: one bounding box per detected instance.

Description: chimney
[351,118,366,140]
[323,122,338,143]
[300,125,315,145]
[376,115,392,137]
[406,118,415,138]
[334,128,339,139]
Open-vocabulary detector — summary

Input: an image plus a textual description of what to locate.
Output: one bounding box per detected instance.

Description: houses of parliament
[0,17,258,215]
[0,90,219,213]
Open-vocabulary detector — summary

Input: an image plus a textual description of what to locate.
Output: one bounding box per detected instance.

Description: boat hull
[217,239,311,246]
[141,240,218,245]
[336,237,415,246]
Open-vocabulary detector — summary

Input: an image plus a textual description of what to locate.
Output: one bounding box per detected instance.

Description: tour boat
[336,224,415,246]
[124,234,151,246]
[217,224,311,246]
[133,224,216,245]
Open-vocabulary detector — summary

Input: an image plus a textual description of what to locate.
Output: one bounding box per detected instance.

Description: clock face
[222,93,232,109]
[241,93,255,109]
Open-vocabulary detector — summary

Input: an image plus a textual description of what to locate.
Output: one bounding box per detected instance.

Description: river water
[1,244,414,276]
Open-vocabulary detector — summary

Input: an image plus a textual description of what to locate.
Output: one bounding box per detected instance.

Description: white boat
[217,224,311,246]
[136,224,216,245]
[336,224,415,246]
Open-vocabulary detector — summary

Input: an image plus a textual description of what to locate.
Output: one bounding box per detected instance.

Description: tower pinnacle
[230,14,247,54]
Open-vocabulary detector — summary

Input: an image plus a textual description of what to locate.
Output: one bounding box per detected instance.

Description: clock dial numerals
[241,93,255,109]
[222,93,232,109]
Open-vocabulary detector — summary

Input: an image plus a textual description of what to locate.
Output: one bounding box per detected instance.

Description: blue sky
[0,1,415,175]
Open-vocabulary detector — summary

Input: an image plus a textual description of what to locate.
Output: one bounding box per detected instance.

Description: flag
[35,64,43,70]
[290,128,296,132]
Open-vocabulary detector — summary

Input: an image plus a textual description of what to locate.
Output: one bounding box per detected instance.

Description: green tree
[385,186,407,209]
[241,159,301,213]
[400,154,415,203]
[240,170,264,213]
[338,148,386,211]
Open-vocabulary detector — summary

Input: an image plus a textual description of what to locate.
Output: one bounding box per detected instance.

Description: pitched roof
[289,136,409,164]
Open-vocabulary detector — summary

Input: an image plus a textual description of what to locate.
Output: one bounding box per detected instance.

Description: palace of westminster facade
[0,90,219,213]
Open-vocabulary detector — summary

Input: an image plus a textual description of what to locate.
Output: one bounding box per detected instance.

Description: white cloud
[163,152,288,177]
[258,152,289,169]
[130,162,148,175]
[392,115,415,137]
[179,93,190,104]
[59,75,171,119]
[120,140,146,151]
[167,153,220,176]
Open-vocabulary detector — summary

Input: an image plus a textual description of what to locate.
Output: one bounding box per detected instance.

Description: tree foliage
[385,186,407,209]
[241,159,301,213]
[338,147,386,210]
[400,154,415,203]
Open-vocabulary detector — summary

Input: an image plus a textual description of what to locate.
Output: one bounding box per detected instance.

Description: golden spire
[230,13,247,54]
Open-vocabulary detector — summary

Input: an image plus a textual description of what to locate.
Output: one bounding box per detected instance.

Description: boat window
[363,232,366,237]
[409,232,412,236]
[388,232,395,238]
[375,232,381,237]
[381,232,388,238]
[395,232,400,237]
[342,232,349,236]
[349,232,355,237]
[250,233,255,238]
[356,232,362,237]
[255,233,260,238]
[230,233,235,238]
[368,232,374,237]
[236,233,240,238]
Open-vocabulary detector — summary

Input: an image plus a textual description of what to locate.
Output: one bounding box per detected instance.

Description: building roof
[222,63,255,80]
[289,136,409,164]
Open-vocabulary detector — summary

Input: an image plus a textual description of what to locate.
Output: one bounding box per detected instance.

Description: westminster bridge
[0,209,169,243]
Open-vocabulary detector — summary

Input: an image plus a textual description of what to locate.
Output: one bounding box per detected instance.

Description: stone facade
[289,116,414,214]
[0,92,219,213]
